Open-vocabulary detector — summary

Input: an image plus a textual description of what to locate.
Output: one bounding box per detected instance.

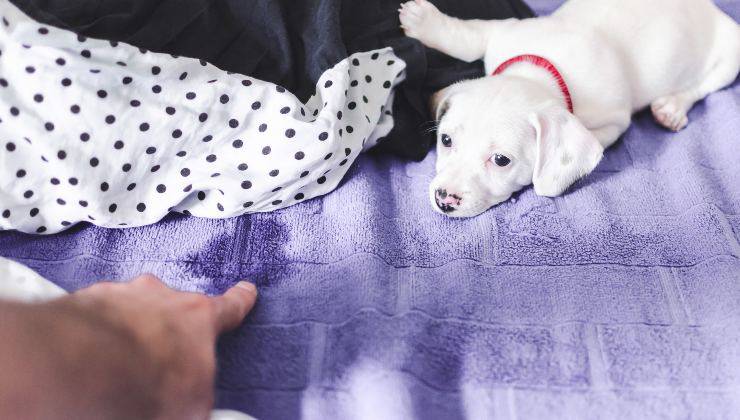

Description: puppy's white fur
[400,0,740,217]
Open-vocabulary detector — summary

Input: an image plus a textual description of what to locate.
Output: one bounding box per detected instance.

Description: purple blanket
[2,1,739,418]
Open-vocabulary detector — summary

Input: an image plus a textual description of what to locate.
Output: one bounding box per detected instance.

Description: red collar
[492,54,574,113]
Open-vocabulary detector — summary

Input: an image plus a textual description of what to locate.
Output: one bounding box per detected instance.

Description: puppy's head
[429,76,603,217]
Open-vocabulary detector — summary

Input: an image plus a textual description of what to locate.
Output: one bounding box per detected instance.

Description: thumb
[212,281,257,333]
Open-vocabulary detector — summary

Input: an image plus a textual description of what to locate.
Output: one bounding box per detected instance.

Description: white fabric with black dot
[0,0,405,234]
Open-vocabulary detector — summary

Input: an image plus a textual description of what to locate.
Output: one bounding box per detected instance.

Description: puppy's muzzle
[434,188,461,213]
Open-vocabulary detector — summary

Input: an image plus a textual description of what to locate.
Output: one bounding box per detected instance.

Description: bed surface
[1,1,739,418]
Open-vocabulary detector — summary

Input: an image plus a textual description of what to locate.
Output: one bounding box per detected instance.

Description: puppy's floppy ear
[430,84,457,121]
[529,106,603,197]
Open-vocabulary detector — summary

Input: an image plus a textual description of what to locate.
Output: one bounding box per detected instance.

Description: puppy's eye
[440,134,452,147]
[493,154,511,167]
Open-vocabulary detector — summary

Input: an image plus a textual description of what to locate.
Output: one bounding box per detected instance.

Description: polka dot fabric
[0,1,406,234]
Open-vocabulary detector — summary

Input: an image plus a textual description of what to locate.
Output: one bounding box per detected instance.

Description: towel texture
[1,1,739,419]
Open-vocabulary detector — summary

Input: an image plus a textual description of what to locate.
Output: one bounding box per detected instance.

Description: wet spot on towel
[182,215,290,294]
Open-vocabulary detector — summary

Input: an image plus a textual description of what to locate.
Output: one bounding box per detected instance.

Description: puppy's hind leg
[399,0,497,63]
[651,93,695,132]
[652,26,740,132]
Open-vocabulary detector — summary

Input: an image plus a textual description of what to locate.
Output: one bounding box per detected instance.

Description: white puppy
[399,0,740,217]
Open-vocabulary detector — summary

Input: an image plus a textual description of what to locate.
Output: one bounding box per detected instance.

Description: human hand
[0,274,257,420]
[72,275,258,420]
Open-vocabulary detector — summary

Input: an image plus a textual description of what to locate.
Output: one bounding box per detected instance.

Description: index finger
[211,281,258,333]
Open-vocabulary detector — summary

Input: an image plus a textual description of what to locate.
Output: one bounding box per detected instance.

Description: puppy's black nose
[435,188,458,213]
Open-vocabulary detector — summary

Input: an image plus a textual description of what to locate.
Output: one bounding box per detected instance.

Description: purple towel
[1,1,739,418]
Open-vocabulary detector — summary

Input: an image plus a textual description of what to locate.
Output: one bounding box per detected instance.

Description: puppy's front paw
[399,0,445,46]
[651,96,689,132]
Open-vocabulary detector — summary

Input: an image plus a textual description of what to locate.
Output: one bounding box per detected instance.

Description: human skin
[0,274,257,420]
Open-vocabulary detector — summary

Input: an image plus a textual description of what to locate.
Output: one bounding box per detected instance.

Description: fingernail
[236,281,257,294]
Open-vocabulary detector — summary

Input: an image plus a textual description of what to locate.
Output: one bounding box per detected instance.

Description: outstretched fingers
[211,281,258,333]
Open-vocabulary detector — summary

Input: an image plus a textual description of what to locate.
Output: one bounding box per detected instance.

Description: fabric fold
[0,0,406,234]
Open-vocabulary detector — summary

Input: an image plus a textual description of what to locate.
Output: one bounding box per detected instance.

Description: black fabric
[11,0,533,160]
